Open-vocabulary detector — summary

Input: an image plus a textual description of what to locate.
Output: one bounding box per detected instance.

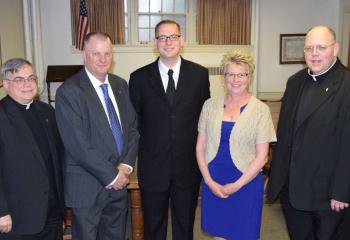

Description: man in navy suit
[0,58,64,239]
[55,32,139,240]
[129,20,210,240]
[267,26,350,240]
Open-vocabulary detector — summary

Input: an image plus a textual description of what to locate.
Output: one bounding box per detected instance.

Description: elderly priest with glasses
[0,58,64,239]
[267,26,350,240]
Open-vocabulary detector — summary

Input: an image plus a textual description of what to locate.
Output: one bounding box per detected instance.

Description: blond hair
[221,50,255,76]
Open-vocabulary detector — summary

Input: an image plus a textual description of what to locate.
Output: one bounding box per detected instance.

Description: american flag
[76,0,89,50]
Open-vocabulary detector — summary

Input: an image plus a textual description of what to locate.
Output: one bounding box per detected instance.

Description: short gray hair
[83,32,112,50]
[1,58,33,79]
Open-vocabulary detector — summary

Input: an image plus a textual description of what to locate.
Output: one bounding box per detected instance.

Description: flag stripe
[76,0,89,50]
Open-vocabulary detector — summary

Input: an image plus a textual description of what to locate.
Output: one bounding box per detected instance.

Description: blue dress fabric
[201,119,264,239]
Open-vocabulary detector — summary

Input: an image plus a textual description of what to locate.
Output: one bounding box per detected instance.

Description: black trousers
[141,181,200,240]
[0,218,62,240]
[281,188,350,240]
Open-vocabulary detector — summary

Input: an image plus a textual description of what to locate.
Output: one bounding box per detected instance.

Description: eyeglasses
[224,72,249,79]
[155,34,181,42]
[4,75,38,85]
[303,43,335,54]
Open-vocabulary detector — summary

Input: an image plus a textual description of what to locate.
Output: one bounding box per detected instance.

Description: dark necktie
[100,84,123,154]
[166,69,175,105]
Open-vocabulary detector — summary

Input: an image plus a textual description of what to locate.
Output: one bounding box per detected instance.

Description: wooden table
[127,170,144,240]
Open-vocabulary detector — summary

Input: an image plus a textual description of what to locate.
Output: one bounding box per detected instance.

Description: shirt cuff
[105,175,119,189]
[105,163,133,189]
[120,163,133,174]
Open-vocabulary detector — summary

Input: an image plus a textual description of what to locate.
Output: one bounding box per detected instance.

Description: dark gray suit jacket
[55,69,139,208]
[267,59,350,211]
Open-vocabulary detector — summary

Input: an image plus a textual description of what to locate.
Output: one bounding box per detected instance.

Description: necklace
[223,104,239,121]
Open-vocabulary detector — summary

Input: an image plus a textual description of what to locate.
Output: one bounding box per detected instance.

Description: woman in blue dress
[196,50,276,240]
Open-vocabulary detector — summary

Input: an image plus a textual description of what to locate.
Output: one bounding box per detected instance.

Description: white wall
[37,0,344,100]
[0,0,25,99]
[0,0,25,62]
[339,0,350,65]
[258,0,339,98]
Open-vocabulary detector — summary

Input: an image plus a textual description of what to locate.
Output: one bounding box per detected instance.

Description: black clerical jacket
[0,96,64,234]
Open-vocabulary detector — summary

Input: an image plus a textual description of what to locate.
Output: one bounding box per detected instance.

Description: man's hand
[112,165,131,190]
[0,214,12,233]
[330,199,349,212]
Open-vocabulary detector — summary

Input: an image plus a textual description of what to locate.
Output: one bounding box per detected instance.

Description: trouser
[141,182,200,240]
[281,188,350,240]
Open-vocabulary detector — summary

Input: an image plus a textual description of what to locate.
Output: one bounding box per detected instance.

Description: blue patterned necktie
[100,84,123,154]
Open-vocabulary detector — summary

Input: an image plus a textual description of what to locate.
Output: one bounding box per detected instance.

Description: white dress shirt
[158,58,181,91]
[85,68,132,188]
[86,68,122,127]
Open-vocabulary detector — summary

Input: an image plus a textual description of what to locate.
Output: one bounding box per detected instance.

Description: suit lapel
[33,102,63,194]
[152,57,190,108]
[79,70,120,157]
[33,102,59,168]
[149,60,168,101]
[294,66,343,132]
[109,75,128,151]
[174,58,189,106]
[33,102,54,153]
[148,58,190,109]
[289,72,308,135]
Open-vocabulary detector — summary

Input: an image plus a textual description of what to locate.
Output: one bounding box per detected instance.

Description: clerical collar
[23,100,33,110]
[19,100,33,110]
[307,58,337,81]
[8,96,33,110]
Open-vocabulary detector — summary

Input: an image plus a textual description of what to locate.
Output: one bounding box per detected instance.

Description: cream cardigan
[198,95,277,172]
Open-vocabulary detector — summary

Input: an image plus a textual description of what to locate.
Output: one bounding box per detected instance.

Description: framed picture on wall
[280,33,306,64]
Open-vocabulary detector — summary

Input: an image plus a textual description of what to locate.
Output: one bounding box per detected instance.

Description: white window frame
[124,0,197,46]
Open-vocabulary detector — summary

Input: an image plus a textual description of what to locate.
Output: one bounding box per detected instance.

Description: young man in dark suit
[129,20,210,240]
[0,58,64,239]
[55,32,139,240]
[267,26,350,240]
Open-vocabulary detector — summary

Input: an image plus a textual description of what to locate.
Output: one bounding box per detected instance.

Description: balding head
[304,25,339,75]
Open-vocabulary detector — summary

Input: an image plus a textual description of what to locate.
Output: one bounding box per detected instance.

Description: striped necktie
[100,84,123,154]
